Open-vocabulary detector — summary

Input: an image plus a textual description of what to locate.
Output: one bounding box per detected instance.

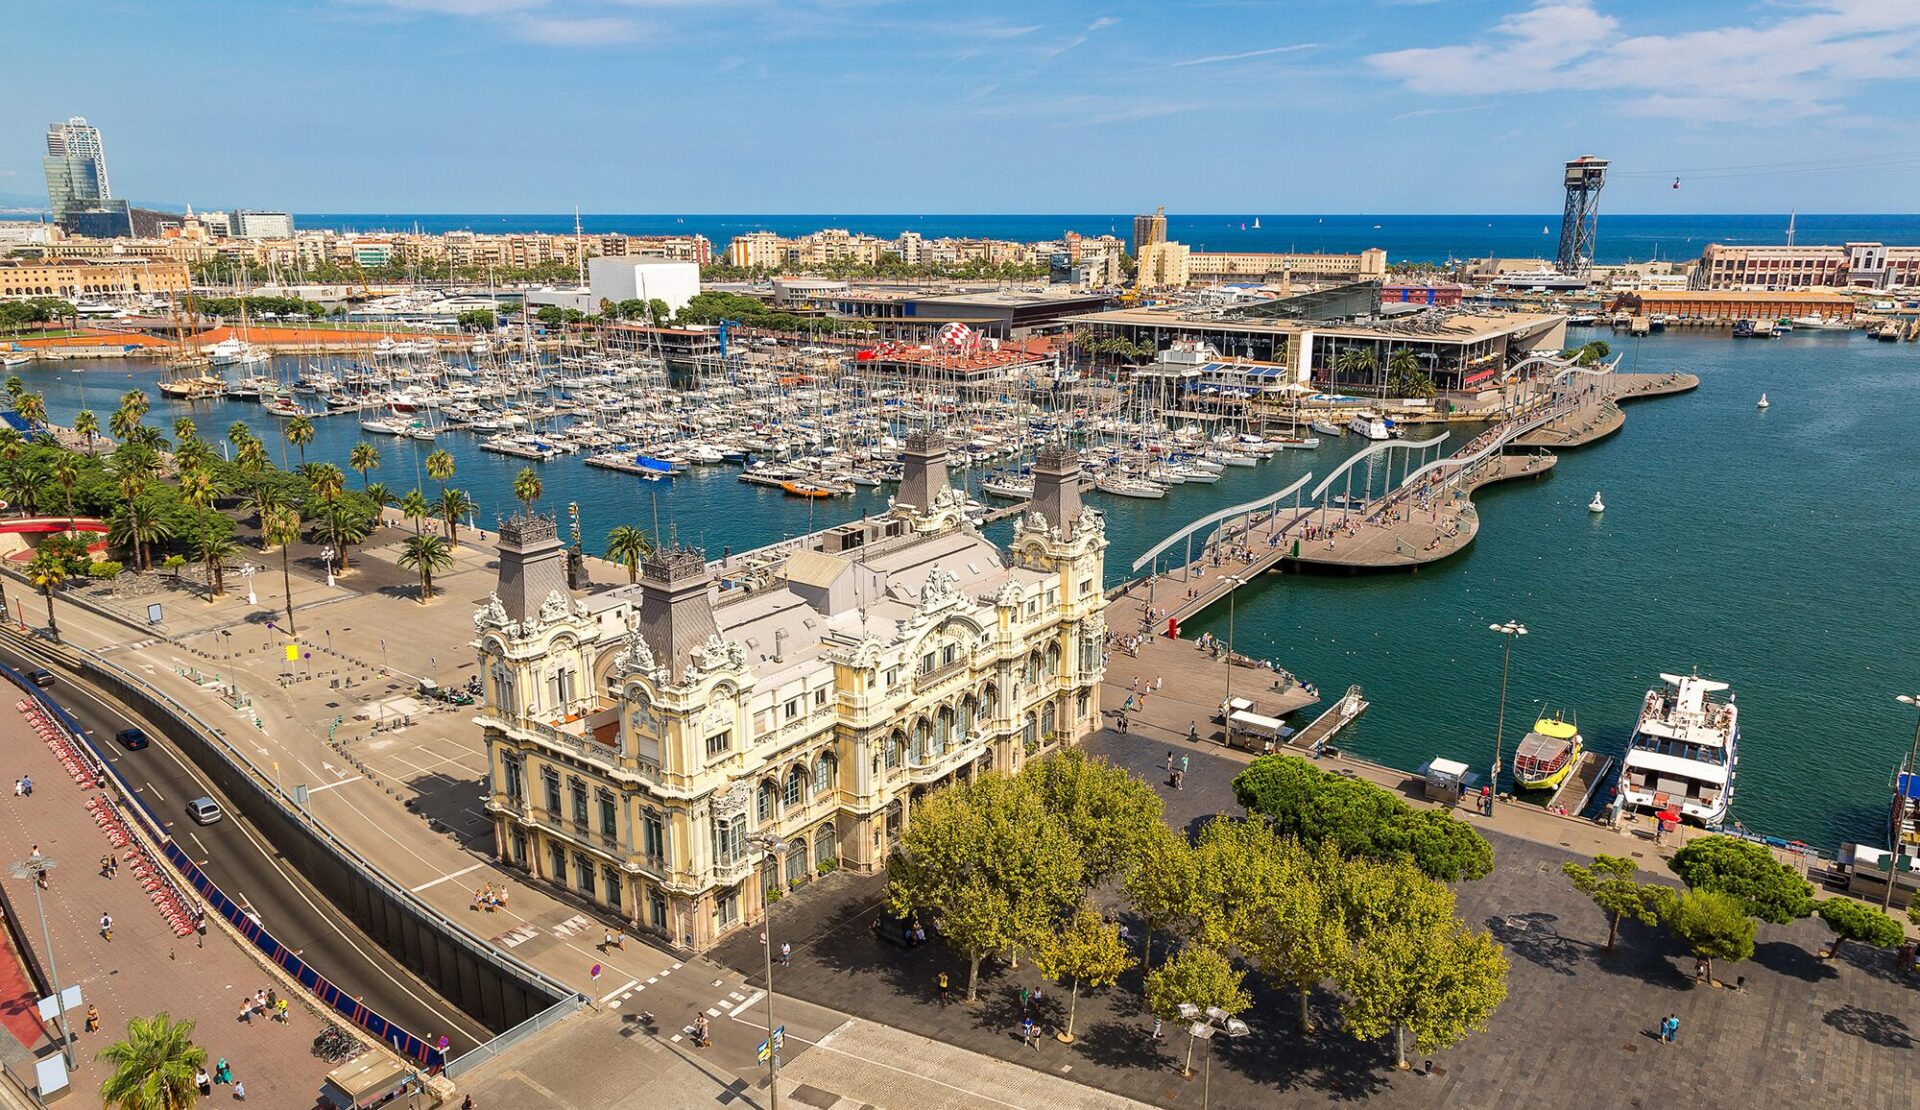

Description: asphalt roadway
[0,630,493,1055]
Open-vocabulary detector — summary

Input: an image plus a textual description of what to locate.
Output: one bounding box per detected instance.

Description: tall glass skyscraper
[43,116,116,227]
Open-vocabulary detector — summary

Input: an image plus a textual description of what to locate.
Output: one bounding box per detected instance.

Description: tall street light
[1888,693,1920,910]
[744,832,788,1110]
[1488,621,1528,802]
[10,855,75,1069]
[1220,576,1245,747]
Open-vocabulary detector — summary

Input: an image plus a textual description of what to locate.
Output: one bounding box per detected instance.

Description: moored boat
[1512,712,1583,791]
[1615,672,1738,826]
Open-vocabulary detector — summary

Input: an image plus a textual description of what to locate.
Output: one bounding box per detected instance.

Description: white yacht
[1347,413,1397,440]
[1616,672,1739,826]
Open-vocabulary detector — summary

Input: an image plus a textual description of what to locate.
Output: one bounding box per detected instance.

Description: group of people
[238,987,289,1025]
[194,1058,242,1099]
[470,884,510,912]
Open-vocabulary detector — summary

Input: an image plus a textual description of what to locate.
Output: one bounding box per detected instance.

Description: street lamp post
[321,545,337,589]
[1176,1002,1249,1106]
[1220,576,1244,747]
[744,832,788,1110]
[1887,693,1920,909]
[1488,621,1528,803]
[10,856,75,1069]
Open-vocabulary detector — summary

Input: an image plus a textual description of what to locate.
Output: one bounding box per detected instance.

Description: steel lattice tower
[1556,156,1608,275]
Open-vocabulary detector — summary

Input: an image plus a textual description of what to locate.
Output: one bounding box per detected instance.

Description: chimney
[494,513,570,625]
[1030,442,1083,539]
[895,430,948,516]
[637,545,721,677]
[773,628,788,663]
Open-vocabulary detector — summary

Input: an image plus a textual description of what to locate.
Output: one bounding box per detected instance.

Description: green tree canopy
[1143,943,1251,1076]
[1245,838,1350,1033]
[1233,756,1493,882]
[1034,905,1134,1042]
[1668,835,1815,925]
[1662,888,1756,985]
[1020,748,1163,886]
[1562,855,1666,953]
[1816,899,1905,960]
[1338,857,1509,1069]
[885,773,1084,1001]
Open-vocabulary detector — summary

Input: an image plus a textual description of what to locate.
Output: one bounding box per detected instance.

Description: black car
[25,669,54,688]
[114,728,148,751]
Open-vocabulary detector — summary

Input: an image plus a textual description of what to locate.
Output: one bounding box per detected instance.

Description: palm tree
[261,504,301,634]
[25,547,68,642]
[319,502,371,571]
[97,1012,206,1110]
[51,453,78,524]
[175,465,220,512]
[306,461,345,506]
[172,416,198,445]
[400,488,431,535]
[191,527,240,599]
[15,391,46,430]
[363,481,397,517]
[119,388,150,424]
[425,448,456,494]
[349,441,380,489]
[436,487,474,548]
[226,421,256,454]
[73,408,99,454]
[2,376,21,409]
[605,524,654,583]
[398,533,454,601]
[512,467,542,516]
[109,497,172,572]
[285,414,315,469]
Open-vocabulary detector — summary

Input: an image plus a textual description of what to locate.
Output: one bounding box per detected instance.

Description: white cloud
[513,14,644,43]
[1367,0,1920,121]
[1170,43,1319,67]
[1046,14,1120,59]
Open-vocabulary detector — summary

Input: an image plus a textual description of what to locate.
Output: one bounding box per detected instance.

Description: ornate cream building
[475,437,1107,951]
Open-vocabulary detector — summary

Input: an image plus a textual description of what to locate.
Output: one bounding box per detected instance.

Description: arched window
[885,732,904,770]
[757,780,776,823]
[1044,643,1061,678]
[960,695,977,737]
[784,840,809,884]
[785,766,806,808]
[812,753,833,794]
[814,824,838,865]
[935,707,954,754]
[1041,700,1057,738]
[1022,713,1038,750]
[911,718,930,764]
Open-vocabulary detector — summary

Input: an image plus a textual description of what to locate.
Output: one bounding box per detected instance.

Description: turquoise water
[14,329,1918,849]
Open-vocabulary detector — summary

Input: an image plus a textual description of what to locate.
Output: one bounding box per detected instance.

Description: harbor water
[12,328,1917,850]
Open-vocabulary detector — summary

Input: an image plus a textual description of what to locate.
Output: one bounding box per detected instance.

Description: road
[0,630,494,1054]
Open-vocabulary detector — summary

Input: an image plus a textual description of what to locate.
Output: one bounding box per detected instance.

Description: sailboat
[1252,217,1261,229]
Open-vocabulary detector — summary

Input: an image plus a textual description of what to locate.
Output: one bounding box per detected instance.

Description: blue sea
[294,213,1920,265]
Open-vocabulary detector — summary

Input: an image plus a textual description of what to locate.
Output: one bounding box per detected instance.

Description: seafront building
[475,438,1108,951]
[0,257,190,300]
[1691,242,1920,291]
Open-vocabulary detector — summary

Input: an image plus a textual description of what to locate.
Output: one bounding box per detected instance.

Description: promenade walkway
[0,697,330,1104]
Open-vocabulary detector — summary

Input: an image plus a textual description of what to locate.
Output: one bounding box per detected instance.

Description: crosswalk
[490,912,593,949]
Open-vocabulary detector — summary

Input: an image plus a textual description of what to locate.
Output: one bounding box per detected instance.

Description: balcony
[912,656,971,694]
[907,730,986,785]
[712,853,755,884]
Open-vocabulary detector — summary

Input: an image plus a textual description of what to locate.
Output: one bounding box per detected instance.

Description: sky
[4,0,1920,214]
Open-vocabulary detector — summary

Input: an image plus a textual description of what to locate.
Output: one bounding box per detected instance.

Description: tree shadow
[1823,1005,1913,1049]
[1070,1018,1170,1073]
[1485,911,1580,977]
[399,769,493,851]
[1836,942,1912,986]
[1753,940,1838,984]
[1586,923,1695,992]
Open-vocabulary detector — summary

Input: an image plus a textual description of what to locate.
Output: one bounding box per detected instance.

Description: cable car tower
[1556,156,1608,276]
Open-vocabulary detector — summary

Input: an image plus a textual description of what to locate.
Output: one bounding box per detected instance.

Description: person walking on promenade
[1022,1017,1040,1050]
[779,941,791,968]
[1117,714,1129,735]
[1165,751,1175,774]
[1187,722,1199,744]
[937,970,949,1001]
[99,912,112,942]
[99,854,113,879]
[1661,1014,1679,1044]
[1179,754,1190,778]
[84,1004,99,1034]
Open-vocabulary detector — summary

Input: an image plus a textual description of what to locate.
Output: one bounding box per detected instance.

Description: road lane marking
[306,775,362,793]
[145,781,166,801]
[190,832,209,855]
[728,990,765,1017]
[600,978,638,1002]
[408,862,487,893]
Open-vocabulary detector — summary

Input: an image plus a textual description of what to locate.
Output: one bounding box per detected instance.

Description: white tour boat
[1615,672,1739,826]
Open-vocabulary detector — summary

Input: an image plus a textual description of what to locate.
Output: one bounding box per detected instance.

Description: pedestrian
[1694,956,1709,982]
[232,1080,245,1101]
[937,970,949,1001]
[239,999,253,1024]
[613,930,626,950]
[1179,755,1189,777]
[266,988,277,1013]
[1187,723,1199,743]
[603,929,616,950]
[195,1068,211,1096]
[1663,1014,1680,1044]
[21,775,29,796]
[1020,986,1031,1013]
[1154,676,1163,691]
[274,999,289,1023]
[84,1004,99,1034]
[1022,1017,1039,1050]
[1117,714,1128,735]
[100,854,113,879]
[99,912,113,941]
[1173,769,1183,790]
[1165,751,1175,773]
[463,1098,476,1110]
[693,1014,710,1047]
[215,1059,232,1085]
[779,941,791,967]
[1151,1017,1164,1041]
[11,779,20,798]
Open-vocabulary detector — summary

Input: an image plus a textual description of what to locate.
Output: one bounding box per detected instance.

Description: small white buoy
[1757,393,1769,409]
[1588,491,1605,513]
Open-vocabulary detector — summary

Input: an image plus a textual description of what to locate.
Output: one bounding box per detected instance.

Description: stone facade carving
[537,589,572,625]
[474,593,510,633]
[713,779,753,821]
[614,624,658,677]
[918,567,960,610]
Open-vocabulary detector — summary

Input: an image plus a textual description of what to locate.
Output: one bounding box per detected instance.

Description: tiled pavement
[708,726,1920,1110]
[0,705,332,1106]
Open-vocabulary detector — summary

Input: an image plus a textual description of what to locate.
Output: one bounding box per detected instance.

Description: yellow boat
[1512,712,1583,791]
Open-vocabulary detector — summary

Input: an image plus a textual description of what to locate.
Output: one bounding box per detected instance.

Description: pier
[1116,362,1699,628]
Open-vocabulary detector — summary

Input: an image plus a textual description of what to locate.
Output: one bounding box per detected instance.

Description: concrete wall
[588,258,700,313]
